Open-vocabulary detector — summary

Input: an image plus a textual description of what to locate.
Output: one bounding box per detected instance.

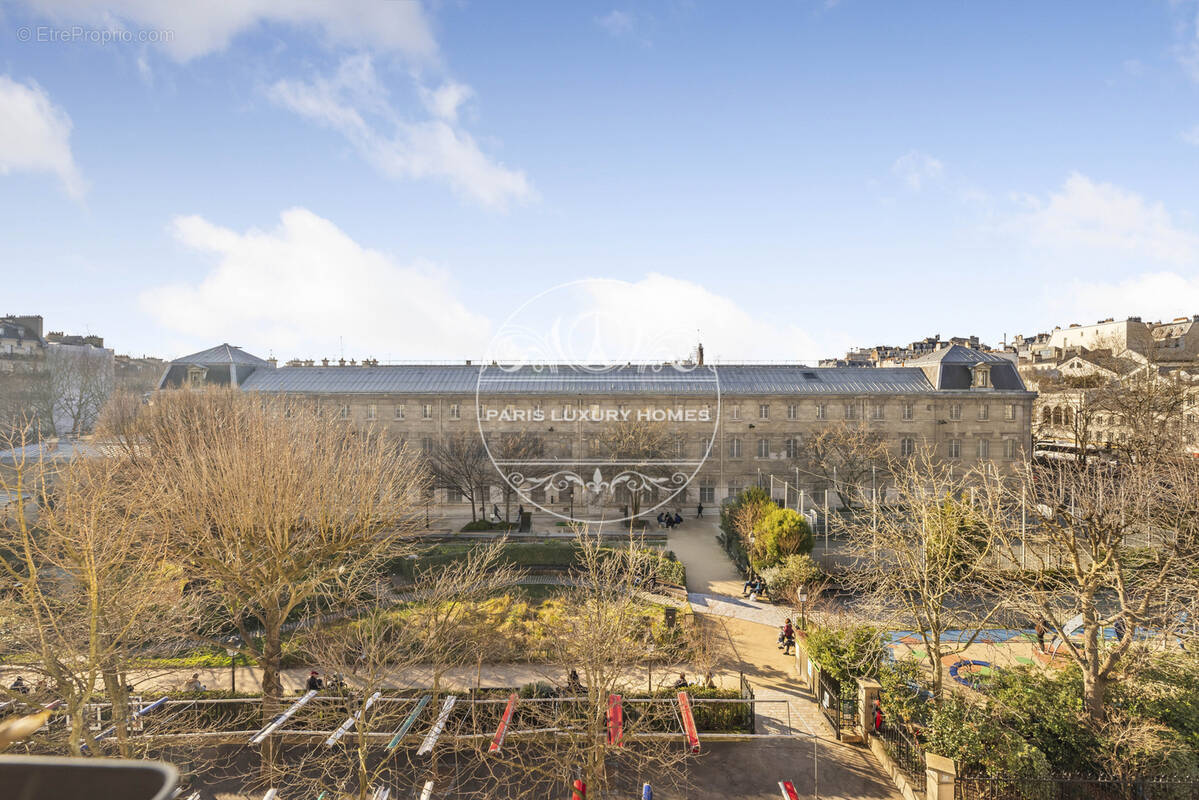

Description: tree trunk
[262,619,284,704]
[101,669,130,757]
[1083,669,1108,723]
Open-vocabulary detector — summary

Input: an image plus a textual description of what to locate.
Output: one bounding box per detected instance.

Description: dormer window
[972,363,992,389]
[187,366,206,387]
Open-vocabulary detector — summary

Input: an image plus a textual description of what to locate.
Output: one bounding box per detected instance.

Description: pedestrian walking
[872,699,884,732]
[697,503,704,518]
[779,619,795,655]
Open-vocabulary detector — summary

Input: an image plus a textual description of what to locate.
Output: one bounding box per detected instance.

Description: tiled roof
[239,363,946,395]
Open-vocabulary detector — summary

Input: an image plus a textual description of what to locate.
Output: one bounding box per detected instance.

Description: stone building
[161,343,1034,513]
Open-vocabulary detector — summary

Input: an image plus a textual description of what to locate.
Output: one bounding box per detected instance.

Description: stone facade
[161,343,1035,512]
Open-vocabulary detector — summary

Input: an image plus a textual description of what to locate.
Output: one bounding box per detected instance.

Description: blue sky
[3,1,1199,362]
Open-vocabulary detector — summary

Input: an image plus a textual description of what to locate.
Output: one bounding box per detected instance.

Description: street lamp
[226,647,238,695]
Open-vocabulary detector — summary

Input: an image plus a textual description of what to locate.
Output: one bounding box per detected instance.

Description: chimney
[322,358,329,367]
[697,343,704,366]
[267,357,277,368]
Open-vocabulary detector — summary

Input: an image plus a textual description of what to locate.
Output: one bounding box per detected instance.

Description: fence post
[856,677,881,735]
[924,753,956,800]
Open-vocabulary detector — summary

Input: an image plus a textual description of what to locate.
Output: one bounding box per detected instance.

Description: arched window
[1052,407,1063,426]
[1042,407,1052,425]
[1063,407,1073,426]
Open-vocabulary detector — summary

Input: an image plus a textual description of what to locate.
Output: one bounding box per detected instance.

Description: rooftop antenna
[339,336,344,361]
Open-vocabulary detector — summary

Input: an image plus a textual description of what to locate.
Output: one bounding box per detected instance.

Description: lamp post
[226,647,238,695]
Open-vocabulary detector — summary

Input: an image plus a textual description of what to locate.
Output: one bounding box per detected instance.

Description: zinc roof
[238,363,947,396]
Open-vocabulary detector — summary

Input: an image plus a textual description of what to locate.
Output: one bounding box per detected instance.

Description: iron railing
[872,721,926,789]
[955,774,1199,800]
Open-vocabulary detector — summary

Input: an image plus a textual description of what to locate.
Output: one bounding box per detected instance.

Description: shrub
[878,658,930,726]
[804,622,885,695]
[759,553,823,598]
[750,508,813,571]
[460,519,518,532]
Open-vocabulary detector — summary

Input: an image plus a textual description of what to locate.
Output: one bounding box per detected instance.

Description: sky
[3,1,1199,364]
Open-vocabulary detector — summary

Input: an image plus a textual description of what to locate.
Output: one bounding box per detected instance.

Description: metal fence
[815,670,856,741]
[738,672,755,735]
[872,721,926,789]
[955,774,1199,800]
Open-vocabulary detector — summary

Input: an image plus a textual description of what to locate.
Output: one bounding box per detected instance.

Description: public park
[2,382,1197,800]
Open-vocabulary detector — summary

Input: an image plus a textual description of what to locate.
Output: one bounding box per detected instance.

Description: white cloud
[1181,124,1199,146]
[0,75,86,198]
[14,0,437,61]
[1067,272,1199,327]
[419,80,473,123]
[268,55,534,209]
[139,208,490,359]
[1122,58,1145,77]
[1013,172,1199,265]
[891,150,943,191]
[487,276,828,363]
[596,10,634,36]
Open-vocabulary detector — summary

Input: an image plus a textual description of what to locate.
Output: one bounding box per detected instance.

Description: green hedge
[391,542,685,586]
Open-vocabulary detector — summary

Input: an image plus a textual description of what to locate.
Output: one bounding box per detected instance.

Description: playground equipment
[249,689,318,745]
[676,692,699,754]
[326,691,382,747]
[488,693,518,754]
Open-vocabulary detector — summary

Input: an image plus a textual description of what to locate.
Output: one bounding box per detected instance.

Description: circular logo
[476,280,719,525]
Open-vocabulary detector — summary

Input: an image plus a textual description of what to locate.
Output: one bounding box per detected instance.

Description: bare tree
[114,388,427,720]
[847,450,1001,701]
[430,432,492,522]
[496,531,692,799]
[975,454,1199,723]
[797,421,888,508]
[0,422,192,756]
[485,431,546,522]
[45,344,113,436]
[596,419,675,522]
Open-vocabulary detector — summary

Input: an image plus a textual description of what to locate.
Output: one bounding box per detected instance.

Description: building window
[900,437,916,458]
[1005,404,1016,421]
[978,404,989,421]
[949,403,962,421]
[902,402,913,421]
[367,404,377,420]
[1003,439,1016,458]
[787,403,798,420]
[561,440,573,458]
[871,403,884,420]
[394,404,405,420]
[948,438,961,459]
[977,439,989,459]
[728,484,742,499]
[1042,407,1052,425]
[759,404,770,420]
[422,403,433,419]
[421,437,433,454]
[730,405,741,421]
[700,486,715,504]
[729,437,742,458]
[844,403,858,420]
[449,403,460,420]
[815,403,827,420]
[676,440,687,459]
[784,437,799,459]
[340,404,350,419]
[757,438,769,458]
